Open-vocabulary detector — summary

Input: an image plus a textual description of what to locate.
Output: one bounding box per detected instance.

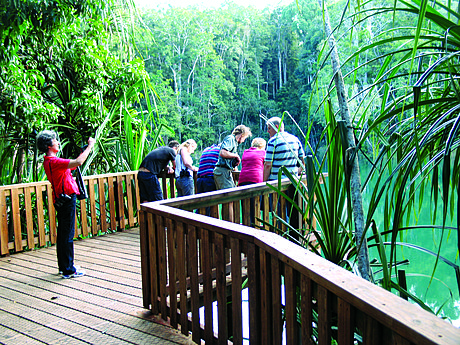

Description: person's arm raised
[68,138,96,169]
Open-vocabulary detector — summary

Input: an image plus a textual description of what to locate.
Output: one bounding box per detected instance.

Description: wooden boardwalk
[0,228,193,345]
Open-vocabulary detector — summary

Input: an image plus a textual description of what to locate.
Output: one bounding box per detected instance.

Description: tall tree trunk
[318,0,371,281]
[277,28,283,89]
[255,54,261,100]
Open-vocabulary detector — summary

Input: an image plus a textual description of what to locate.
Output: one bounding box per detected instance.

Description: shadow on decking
[0,228,193,345]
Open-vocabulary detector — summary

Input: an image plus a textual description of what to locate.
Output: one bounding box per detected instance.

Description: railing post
[188,225,201,344]
[272,256,283,343]
[247,242,261,344]
[285,265,299,345]
[139,209,150,309]
[230,237,243,344]
[0,189,9,255]
[177,221,189,336]
[215,232,228,344]
[260,248,273,344]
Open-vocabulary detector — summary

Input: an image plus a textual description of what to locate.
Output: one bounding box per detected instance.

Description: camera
[54,193,72,208]
[179,169,191,178]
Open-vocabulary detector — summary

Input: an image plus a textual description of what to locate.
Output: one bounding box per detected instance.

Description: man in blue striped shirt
[263,117,305,181]
[197,144,220,194]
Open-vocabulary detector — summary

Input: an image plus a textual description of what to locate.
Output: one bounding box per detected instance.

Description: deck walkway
[0,228,193,345]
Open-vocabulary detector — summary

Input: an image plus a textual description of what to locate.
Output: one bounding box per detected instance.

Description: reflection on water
[198,287,291,344]
[361,166,460,327]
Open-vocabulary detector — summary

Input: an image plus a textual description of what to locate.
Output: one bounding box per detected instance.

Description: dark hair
[168,140,180,148]
[36,130,57,153]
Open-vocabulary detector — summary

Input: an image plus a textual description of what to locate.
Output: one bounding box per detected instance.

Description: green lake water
[360,171,460,326]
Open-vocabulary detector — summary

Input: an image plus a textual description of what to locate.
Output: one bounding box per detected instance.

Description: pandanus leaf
[387,242,460,295]
[442,152,451,217]
[458,181,460,255]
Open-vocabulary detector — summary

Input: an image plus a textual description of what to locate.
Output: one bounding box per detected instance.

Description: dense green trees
[0,0,155,183]
[137,2,326,148]
[1,0,109,182]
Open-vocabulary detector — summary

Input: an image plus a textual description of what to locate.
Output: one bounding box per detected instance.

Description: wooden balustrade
[0,168,214,256]
[1,171,151,255]
[4,169,460,344]
[139,180,460,345]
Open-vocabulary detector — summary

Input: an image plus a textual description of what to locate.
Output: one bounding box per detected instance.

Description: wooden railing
[1,171,147,255]
[0,168,213,256]
[139,180,460,345]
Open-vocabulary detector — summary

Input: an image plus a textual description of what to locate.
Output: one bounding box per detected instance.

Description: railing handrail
[0,171,142,190]
[140,181,460,345]
[0,168,228,256]
[0,170,142,255]
[163,179,292,210]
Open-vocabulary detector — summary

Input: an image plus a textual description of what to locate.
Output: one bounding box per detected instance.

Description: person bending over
[214,125,251,190]
[138,140,180,202]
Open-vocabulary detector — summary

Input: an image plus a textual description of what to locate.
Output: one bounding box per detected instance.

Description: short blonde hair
[178,139,197,154]
[251,137,266,149]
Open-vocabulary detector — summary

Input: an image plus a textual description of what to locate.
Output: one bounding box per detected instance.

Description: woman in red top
[238,137,266,186]
[37,130,95,279]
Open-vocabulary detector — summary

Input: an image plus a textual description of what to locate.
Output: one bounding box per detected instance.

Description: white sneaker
[62,269,86,279]
[59,265,80,275]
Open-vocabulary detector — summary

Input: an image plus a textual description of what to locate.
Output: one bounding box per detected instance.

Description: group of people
[35,116,304,280]
[137,116,306,202]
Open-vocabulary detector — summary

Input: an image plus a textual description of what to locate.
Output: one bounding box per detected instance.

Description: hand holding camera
[232,155,241,168]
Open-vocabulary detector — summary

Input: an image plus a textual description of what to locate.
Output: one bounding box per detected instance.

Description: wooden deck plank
[9,241,141,269]
[0,268,142,308]
[21,247,142,276]
[0,228,192,345]
[1,258,142,299]
[0,289,186,345]
[2,246,141,288]
[0,323,46,345]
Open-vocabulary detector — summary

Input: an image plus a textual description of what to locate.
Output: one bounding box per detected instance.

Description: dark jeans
[56,194,77,275]
[197,176,217,194]
[197,176,217,216]
[176,176,194,197]
[138,171,163,202]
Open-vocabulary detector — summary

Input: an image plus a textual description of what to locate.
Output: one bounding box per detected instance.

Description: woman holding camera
[175,139,198,197]
[37,130,95,279]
